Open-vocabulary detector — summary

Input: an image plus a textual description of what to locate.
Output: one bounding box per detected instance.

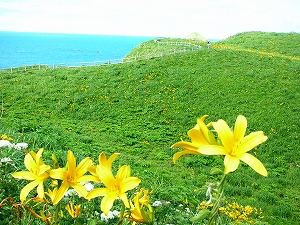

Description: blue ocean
[0,32,154,69]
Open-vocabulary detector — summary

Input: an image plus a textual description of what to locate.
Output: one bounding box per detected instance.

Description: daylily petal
[38,164,51,175]
[97,166,116,188]
[213,119,234,150]
[101,192,118,215]
[20,180,40,202]
[87,166,97,176]
[99,152,120,168]
[49,168,68,180]
[233,115,247,143]
[35,148,44,166]
[224,155,240,174]
[240,153,268,176]
[24,154,38,172]
[120,177,141,193]
[240,131,268,153]
[72,183,88,198]
[52,182,69,205]
[198,145,228,155]
[37,183,45,199]
[116,166,130,181]
[67,151,76,171]
[197,117,213,144]
[107,153,120,167]
[199,115,209,122]
[119,192,130,208]
[188,129,210,145]
[99,153,107,166]
[173,150,201,163]
[75,157,92,177]
[171,141,200,151]
[86,188,110,200]
[12,171,36,180]
[76,175,99,183]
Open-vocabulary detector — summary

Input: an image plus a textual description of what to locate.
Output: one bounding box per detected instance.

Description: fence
[155,40,203,49]
[0,41,203,74]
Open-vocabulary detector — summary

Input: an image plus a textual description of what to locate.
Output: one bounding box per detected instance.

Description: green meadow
[0,31,299,224]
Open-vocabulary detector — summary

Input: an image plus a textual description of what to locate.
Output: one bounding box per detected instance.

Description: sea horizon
[0,31,219,69]
[0,31,155,69]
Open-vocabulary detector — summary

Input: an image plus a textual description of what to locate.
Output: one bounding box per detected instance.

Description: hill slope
[1,32,300,224]
[218,31,300,57]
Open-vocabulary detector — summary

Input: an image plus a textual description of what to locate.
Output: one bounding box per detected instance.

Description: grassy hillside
[125,37,206,59]
[1,32,300,224]
[218,31,300,57]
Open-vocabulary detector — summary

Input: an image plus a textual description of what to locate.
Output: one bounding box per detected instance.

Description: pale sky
[0,0,299,39]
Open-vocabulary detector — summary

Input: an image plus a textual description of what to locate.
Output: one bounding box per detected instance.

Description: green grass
[218,31,300,57]
[125,38,205,59]
[0,31,300,224]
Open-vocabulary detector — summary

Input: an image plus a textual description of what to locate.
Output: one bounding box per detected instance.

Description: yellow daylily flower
[88,152,120,182]
[45,188,58,204]
[87,164,141,216]
[12,148,50,202]
[199,115,268,176]
[66,202,81,219]
[172,115,217,163]
[49,150,98,204]
[128,189,154,225]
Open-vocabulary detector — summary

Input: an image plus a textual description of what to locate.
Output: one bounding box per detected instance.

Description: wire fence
[0,41,204,74]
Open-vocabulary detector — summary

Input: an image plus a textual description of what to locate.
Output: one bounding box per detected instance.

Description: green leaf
[190,209,210,222]
[210,167,223,175]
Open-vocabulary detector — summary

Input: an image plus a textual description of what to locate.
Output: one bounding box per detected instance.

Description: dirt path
[212,44,300,61]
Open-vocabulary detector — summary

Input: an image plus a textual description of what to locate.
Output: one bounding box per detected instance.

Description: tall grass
[1,32,300,224]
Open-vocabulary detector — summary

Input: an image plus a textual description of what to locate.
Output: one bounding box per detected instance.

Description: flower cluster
[172,115,268,224]
[11,149,153,224]
[0,135,28,167]
[6,114,268,224]
[219,202,264,224]
[172,115,268,176]
[0,139,28,151]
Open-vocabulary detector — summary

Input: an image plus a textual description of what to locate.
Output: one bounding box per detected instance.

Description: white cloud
[0,0,299,39]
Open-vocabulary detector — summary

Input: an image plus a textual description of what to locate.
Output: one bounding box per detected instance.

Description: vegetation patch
[0,32,299,224]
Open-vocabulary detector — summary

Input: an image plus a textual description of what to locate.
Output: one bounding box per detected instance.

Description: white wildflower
[205,182,218,205]
[64,189,78,197]
[152,200,162,207]
[100,210,120,222]
[13,142,28,150]
[83,182,94,191]
[1,157,12,163]
[112,210,120,216]
[0,140,13,148]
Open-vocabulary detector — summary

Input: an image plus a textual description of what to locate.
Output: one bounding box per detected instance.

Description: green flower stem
[53,202,61,225]
[117,202,126,225]
[208,173,227,225]
[218,173,227,193]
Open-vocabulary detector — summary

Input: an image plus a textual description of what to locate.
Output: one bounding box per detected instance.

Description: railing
[155,41,203,49]
[0,41,203,74]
